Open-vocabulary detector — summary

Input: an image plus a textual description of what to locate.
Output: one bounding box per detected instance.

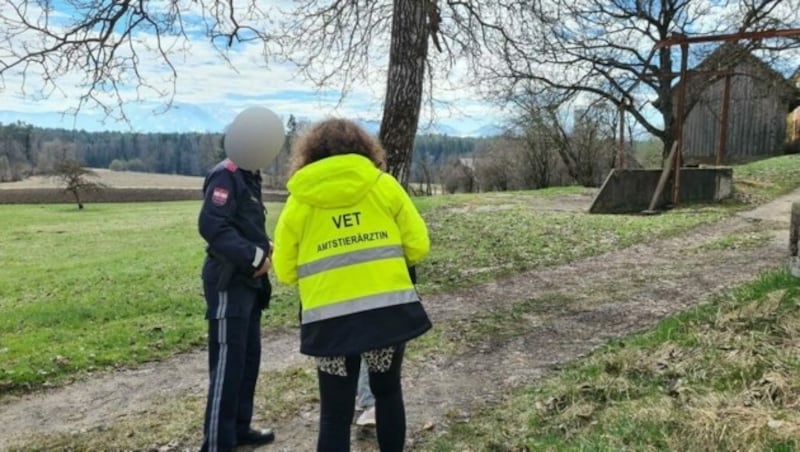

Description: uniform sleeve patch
[211,187,230,206]
[223,159,238,172]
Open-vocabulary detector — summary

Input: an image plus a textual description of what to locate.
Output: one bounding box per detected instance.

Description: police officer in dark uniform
[197,107,285,452]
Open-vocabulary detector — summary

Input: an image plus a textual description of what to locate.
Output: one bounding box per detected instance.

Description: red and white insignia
[211,187,229,206]
[223,159,238,172]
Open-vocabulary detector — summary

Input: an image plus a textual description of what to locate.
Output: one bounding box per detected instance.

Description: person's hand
[268,240,274,259]
[253,257,272,278]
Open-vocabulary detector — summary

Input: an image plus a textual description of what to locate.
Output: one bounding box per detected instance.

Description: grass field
[1,155,799,395]
[0,195,720,394]
[732,155,800,204]
[0,202,219,392]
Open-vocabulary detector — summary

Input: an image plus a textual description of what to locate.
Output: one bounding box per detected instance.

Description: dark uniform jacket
[198,159,272,318]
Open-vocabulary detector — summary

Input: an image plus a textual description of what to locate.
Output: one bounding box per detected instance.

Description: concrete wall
[589,167,733,214]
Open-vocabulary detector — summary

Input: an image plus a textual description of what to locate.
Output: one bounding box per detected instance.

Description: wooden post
[716,73,732,165]
[672,42,689,205]
[645,141,678,213]
[790,202,800,277]
[617,102,625,169]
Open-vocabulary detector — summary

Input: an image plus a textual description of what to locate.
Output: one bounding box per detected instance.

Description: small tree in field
[52,160,106,210]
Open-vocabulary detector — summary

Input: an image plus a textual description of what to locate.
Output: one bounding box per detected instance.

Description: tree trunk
[657,46,676,162]
[71,189,83,209]
[552,140,582,185]
[379,0,430,188]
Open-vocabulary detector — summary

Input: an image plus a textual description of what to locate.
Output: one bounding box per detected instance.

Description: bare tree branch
[0,0,275,124]
[489,0,800,158]
[274,0,543,183]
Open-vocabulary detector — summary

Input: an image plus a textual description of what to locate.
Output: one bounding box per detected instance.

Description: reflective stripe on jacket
[273,154,431,356]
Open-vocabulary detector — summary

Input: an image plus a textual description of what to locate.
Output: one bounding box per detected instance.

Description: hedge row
[0,188,288,204]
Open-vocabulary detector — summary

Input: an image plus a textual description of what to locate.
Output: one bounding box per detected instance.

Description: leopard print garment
[316,346,396,377]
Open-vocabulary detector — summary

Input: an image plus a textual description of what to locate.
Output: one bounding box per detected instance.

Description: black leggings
[316,344,406,452]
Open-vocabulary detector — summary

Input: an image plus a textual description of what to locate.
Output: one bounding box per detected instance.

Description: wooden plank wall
[788,107,800,143]
[681,63,790,162]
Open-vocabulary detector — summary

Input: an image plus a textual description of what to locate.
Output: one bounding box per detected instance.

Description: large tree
[277,1,534,185]
[490,0,800,157]
[0,1,534,186]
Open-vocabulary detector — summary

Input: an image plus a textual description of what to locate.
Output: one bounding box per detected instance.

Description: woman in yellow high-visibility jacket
[272,118,430,451]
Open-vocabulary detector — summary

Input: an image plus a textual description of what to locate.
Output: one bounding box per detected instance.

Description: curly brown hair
[289,118,386,175]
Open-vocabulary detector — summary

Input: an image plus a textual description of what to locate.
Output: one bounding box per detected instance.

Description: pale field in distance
[0,169,206,190]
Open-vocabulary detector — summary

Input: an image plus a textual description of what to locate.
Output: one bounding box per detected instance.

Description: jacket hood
[287,154,383,208]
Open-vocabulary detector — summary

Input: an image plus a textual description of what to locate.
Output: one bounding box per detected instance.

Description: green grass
[693,229,773,252]
[732,154,800,204]
[411,186,588,211]
[422,269,800,451]
[634,138,665,169]
[0,201,297,394]
[415,199,725,292]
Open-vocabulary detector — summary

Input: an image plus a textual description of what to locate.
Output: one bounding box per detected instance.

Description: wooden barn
[677,43,800,164]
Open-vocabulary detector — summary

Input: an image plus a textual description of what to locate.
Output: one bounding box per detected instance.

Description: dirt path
[0,190,795,450]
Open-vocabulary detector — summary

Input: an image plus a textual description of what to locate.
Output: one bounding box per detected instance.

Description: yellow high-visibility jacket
[273,154,431,356]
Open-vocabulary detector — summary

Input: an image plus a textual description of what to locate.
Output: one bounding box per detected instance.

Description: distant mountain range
[355,119,503,137]
[0,102,502,138]
[0,102,235,135]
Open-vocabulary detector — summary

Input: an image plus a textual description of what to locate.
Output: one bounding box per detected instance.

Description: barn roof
[701,43,795,90]
[669,42,800,114]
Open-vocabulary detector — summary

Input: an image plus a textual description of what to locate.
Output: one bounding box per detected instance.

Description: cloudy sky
[0,2,507,136]
[2,1,799,138]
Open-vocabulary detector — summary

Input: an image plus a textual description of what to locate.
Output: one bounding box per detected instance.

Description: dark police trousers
[200,282,263,452]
